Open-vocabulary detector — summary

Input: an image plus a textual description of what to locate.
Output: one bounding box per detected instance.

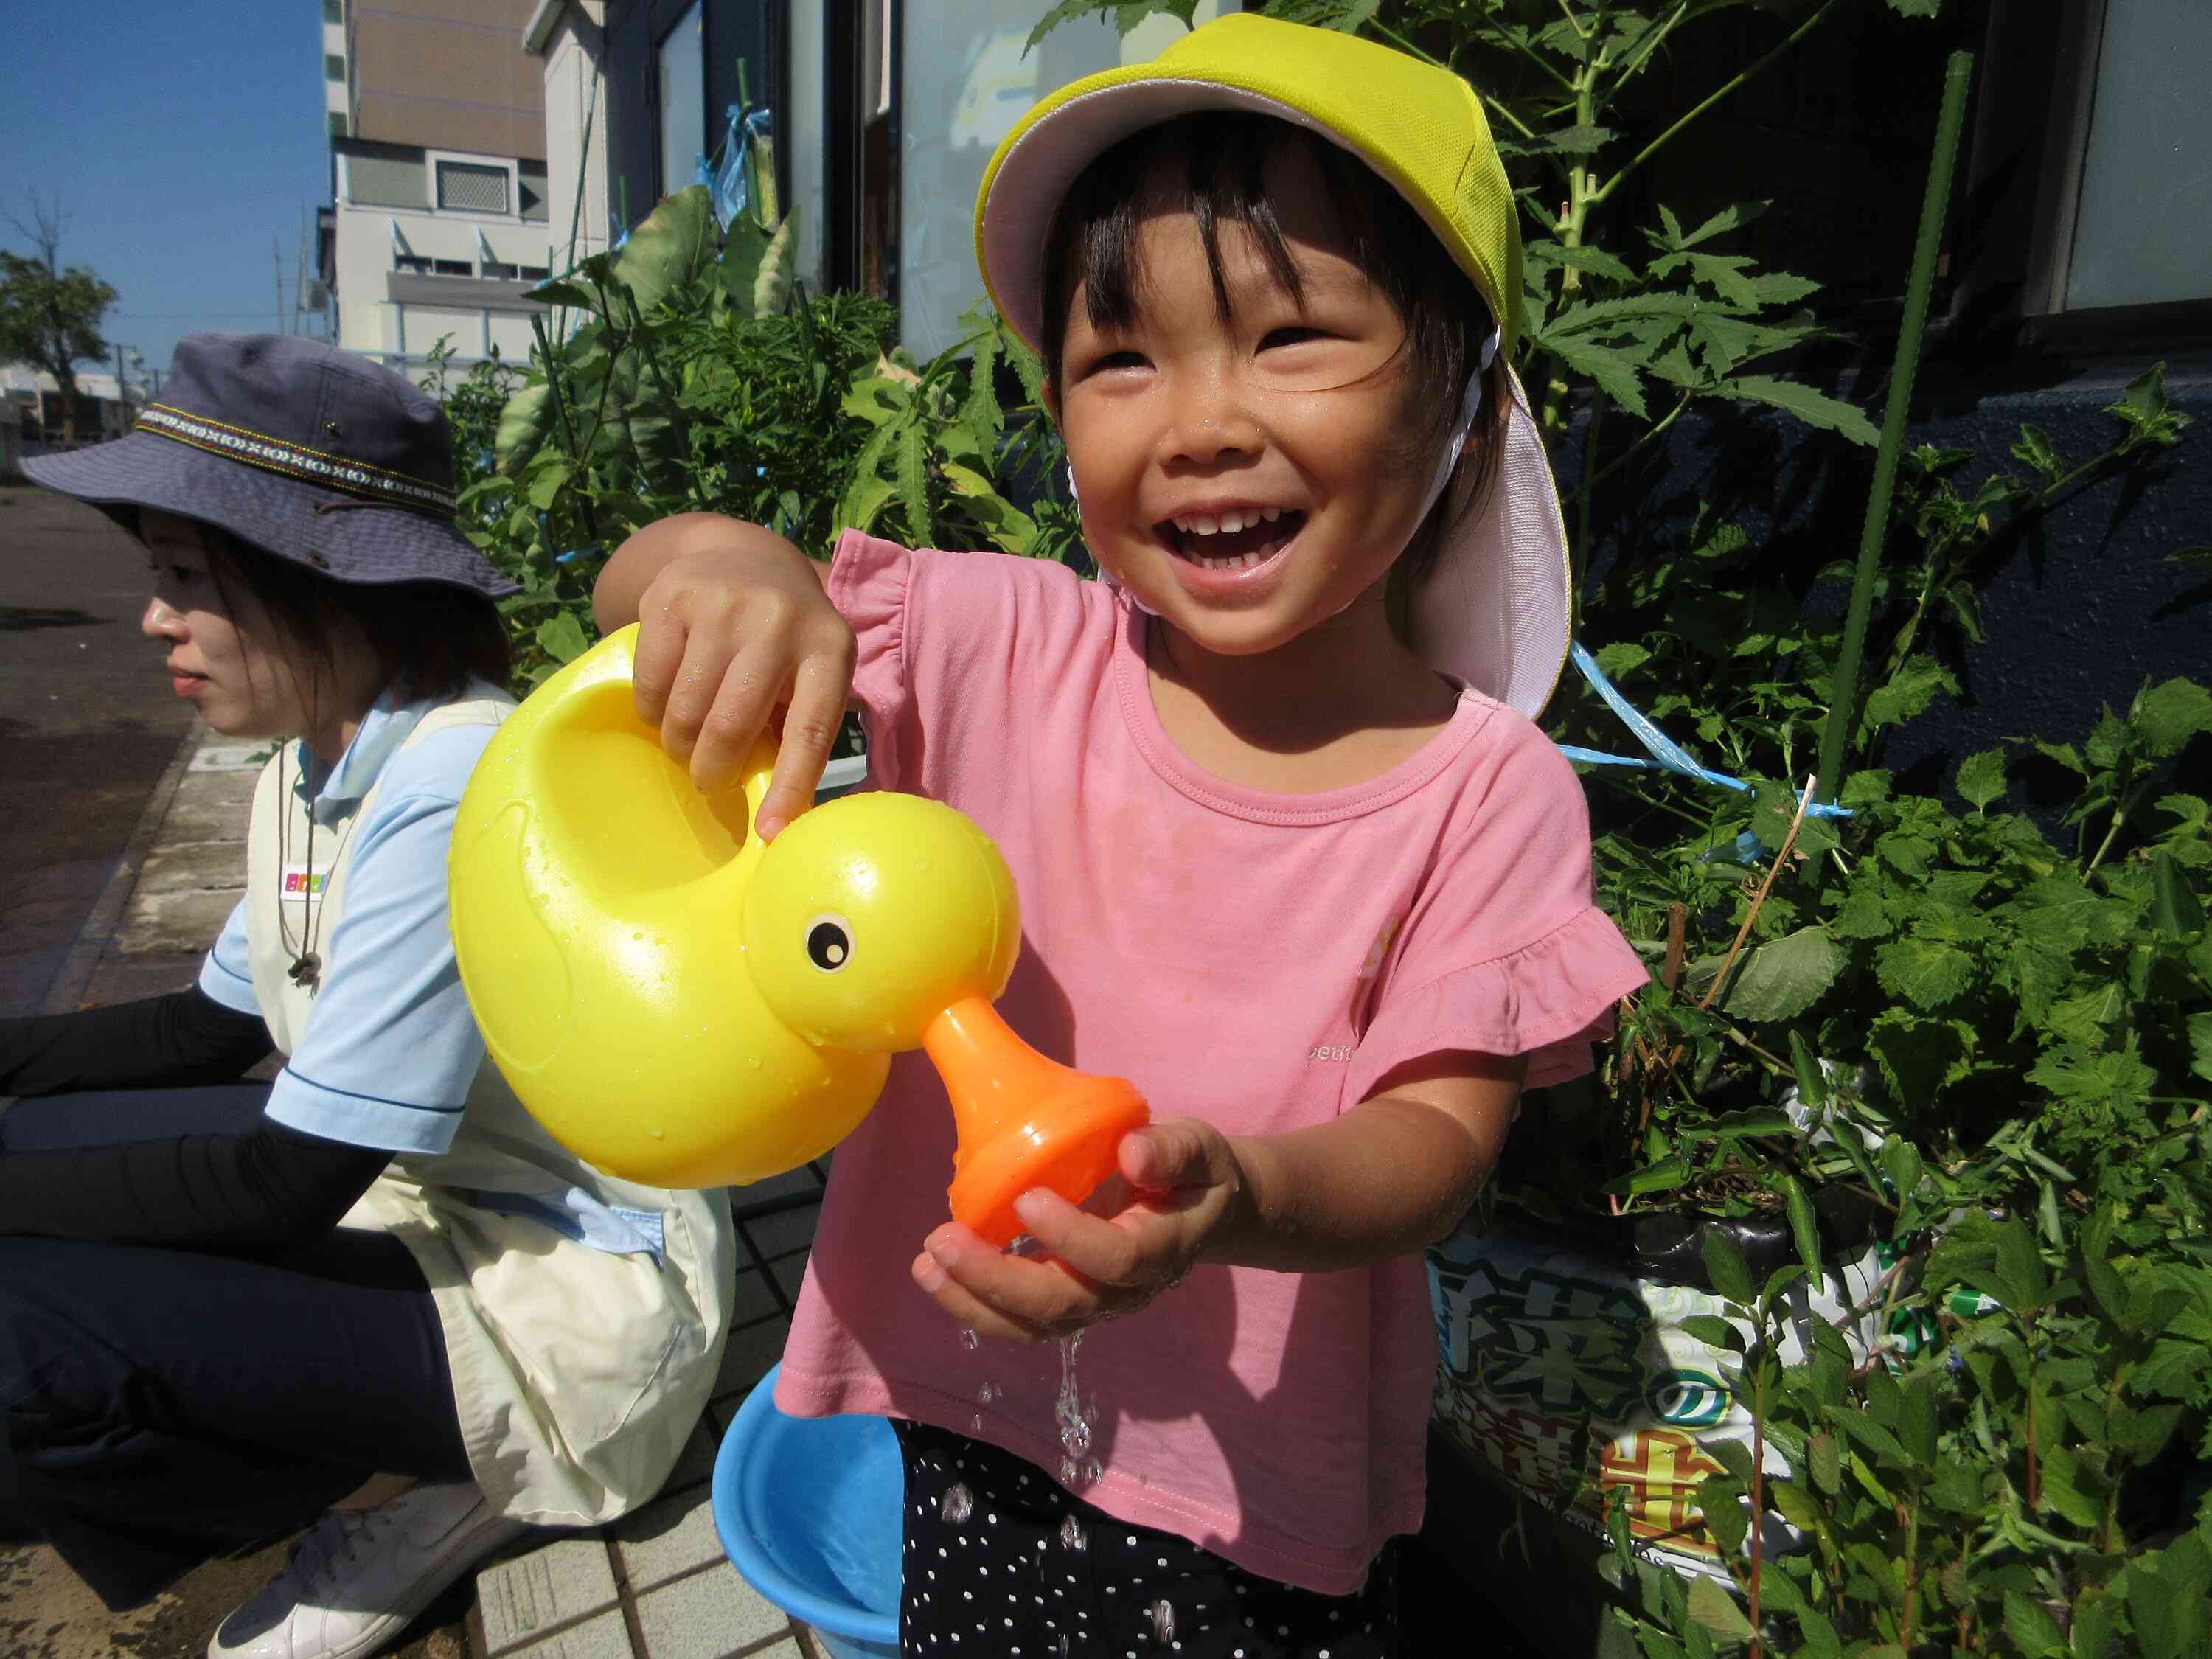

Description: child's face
[1053,145,1431,660]
[139,509,313,740]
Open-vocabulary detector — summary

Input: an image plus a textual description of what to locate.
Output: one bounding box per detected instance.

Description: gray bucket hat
[23,333,518,598]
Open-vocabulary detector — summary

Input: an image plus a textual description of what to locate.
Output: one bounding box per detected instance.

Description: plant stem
[1748,1374,1767,1659]
[1368,19,1446,69]
[1814,52,1975,804]
[1698,775,1818,1012]
[1574,394,1607,625]
[1581,388,1693,496]
[1899,1495,1921,1651]
[528,312,599,543]
[1590,0,1847,206]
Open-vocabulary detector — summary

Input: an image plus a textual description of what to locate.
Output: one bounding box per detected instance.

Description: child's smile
[1055,145,1433,667]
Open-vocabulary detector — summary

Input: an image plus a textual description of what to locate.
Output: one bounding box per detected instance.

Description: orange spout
[922,996,1151,1248]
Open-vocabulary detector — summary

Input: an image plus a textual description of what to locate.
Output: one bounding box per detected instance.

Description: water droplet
[976,1382,998,1405]
[1059,1514,1087,1552]
[1082,1458,1101,1484]
[959,1327,979,1351]
[746,1056,762,1070]
[1150,1599,1176,1643]
[631,931,643,941]
[970,1413,984,1432]
[1006,1233,1041,1258]
[647,1127,665,1139]
[940,1483,972,1523]
[915,858,932,872]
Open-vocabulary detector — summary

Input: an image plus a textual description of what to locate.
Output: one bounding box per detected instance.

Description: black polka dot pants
[893,1420,1402,1658]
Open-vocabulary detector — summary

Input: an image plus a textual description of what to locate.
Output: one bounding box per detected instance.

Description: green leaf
[1714,926,1843,1021]
[1683,1578,1754,1646]
[1593,641,1651,678]
[2188,1012,2212,1082]
[894,418,930,546]
[2003,1591,2066,1657]
[1956,747,2008,812]
[493,383,555,476]
[1806,1431,1840,1495]
[1865,1009,1969,1110]
[1861,655,1958,731]
[2010,423,2063,481]
[1779,1173,1823,1278]
[1026,0,1197,51]
[1538,333,1649,418]
[524,453,573,510]
[1678,1313,1745,1352]
[609,184,717,316]
[1874,934,1975,1010]
[535,611,588,664]
[2133,677,2212,757]
[524,278,596,309]
[718,213,796,319]
[1703,1231,1756,1307]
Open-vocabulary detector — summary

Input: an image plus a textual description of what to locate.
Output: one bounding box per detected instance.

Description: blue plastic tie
[706,103,775,233]
[1559,641,1853,819]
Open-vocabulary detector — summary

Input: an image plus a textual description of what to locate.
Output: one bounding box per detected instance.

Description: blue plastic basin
[711,1363,902,1659]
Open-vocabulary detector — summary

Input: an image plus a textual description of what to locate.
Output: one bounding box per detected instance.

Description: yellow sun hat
[974,10,1571,720]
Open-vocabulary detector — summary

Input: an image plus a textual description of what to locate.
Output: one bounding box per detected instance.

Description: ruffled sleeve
[1343,709,1649,1104]
[826,528,916,790]
[1345,905,1648,1100]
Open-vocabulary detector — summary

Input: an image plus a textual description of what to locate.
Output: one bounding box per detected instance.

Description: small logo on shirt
[1308,1043,1354,1063]
[281,866,329,897]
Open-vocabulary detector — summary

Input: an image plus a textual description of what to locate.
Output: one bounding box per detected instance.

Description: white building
[320,0,553,369]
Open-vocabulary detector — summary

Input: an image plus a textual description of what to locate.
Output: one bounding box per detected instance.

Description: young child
[597,15,1645,1655]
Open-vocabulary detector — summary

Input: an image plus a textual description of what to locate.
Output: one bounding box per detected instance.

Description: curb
[38,718,204,1016]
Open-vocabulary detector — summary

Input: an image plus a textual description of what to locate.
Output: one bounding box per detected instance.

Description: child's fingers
[756,653,850,840]
[910,1251,1053,1344]
[1119,1119,1234,1192]
[1011,1188,1169,1289]
[627,604,689,731]
[919,1224,1103,1337]
[685,650,789,791]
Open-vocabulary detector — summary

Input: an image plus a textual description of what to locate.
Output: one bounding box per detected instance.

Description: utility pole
[274,234,288,334]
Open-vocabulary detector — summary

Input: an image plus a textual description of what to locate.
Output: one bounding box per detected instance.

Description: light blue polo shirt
[201,691,498,1156]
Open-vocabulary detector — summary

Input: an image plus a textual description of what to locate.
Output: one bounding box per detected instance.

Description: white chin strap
[1080,322,1503,619]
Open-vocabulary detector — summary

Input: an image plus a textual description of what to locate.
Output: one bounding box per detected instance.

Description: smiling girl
[596,16,1646,1656]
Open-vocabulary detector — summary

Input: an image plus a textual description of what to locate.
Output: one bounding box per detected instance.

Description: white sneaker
[207,1481,532,1659]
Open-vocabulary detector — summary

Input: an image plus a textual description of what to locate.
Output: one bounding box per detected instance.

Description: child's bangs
[1040,114,1488,436]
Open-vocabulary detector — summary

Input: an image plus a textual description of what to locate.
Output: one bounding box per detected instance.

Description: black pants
[893,1421,1402,1658]
[0,1090,472,1610]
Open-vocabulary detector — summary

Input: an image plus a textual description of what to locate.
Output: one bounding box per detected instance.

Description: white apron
[243,692,736,1524]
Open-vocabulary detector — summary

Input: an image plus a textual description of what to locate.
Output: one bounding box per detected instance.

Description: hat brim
[981,80,1358,354]
[23,428,518,599]
[1408,366,1571,720]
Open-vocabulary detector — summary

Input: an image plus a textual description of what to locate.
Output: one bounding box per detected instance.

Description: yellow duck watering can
[448,624,1149,1247]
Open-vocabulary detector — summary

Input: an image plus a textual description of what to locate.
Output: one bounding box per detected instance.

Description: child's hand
[598,515,854,834]
[909,1119,1253,1343]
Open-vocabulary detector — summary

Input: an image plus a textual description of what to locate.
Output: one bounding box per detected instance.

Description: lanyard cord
[274,742,361,990]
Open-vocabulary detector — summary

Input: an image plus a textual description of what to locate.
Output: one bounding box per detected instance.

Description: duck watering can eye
[447,625,1149,1247]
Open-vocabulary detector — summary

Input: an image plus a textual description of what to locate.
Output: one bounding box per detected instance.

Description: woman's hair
[1039,111,1509,597]
[131,507,510,712]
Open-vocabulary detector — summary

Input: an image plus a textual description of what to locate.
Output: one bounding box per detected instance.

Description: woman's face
[139,510,316,741]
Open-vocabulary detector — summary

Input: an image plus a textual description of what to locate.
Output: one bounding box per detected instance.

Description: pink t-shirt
[775,531,1648,1594]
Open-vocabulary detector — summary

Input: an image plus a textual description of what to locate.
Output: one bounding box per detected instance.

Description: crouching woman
[0,335,734,1659]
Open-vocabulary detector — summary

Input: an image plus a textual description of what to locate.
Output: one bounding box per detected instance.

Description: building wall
[537,0,612,271]
[333,145,549,366]
[348,0,547,162]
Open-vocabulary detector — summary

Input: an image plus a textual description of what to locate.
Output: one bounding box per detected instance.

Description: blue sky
[1,3,331,383]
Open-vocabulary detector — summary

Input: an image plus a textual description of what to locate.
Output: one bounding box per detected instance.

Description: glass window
[328,111,349,138]
[325,52,345,81]
[658,1,706,200]
[2062,0,2212,311]
[897,1,1228,358]
[323,0,343,21]
[785,0,827,288]
[519,161,549,224]
[437,161,511,215]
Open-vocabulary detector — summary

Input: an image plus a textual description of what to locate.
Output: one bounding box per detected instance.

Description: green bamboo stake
[1815,50,1975,804]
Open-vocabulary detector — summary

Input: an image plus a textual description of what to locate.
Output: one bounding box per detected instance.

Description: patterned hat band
[136,403,457,517]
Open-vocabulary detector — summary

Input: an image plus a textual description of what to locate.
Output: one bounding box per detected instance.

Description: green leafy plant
[447,187,1068,689]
